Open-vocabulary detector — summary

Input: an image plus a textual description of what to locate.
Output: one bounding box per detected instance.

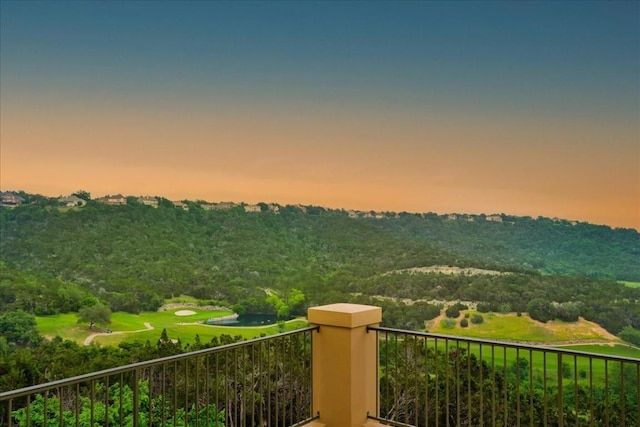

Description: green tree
[77,303,111,328]
[0,310,42,347]
[445,305,460,318]
[71,190,91,201]
[618,325,640,346]
[556,302,580,322]
[287,288,306,315]
[527,298,556,323]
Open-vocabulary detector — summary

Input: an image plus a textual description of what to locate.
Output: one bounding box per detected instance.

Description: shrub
[527,298,556,323]
[460,318,469,328]
[619,326,640,346]
[470,313,484,324]
[445,306,460,318]
[556,302,580,322]
[476,303,492,313]
[498,303,511,314]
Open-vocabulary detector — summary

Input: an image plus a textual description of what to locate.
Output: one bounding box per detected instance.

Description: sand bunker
[175,310,196,316]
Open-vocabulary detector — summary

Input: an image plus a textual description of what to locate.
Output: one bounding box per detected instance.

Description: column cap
[308,303,382,328]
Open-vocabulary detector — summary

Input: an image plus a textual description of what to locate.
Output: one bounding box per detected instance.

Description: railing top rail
[0,325,318,400]
[369,325,640,363]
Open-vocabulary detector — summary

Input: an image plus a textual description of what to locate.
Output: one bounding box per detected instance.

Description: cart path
[84,322,154,345]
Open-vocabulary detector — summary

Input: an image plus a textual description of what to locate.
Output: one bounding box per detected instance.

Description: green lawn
[36,313,90,342]
[93,319,309,346]
[556,343,640,358]
[389,339,633,384]
[36,309,308,346]
[429,312,616,343]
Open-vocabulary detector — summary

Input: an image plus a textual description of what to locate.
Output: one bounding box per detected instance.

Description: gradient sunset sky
[1,1,638,229]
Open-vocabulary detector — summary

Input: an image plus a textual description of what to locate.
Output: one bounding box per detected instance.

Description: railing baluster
[289,334,293,427]
[588,358,593,427]
[558,352,564,427]
[105,374,110,427]
[543,351,548,427]
[503,346,508,427]
[574,355,578,427]
[133,369,139,427]
[491,344,496,427]
[439,336,442,427]
[184,358,188,427]
[385,330,389,422]
[529,349,533,427]
[417,337,421,427]
[466,341,471,426]
[516,347,521,427]
[267,338,271,427]
[456,340,460,427]
[620,360,625,427]
[203,355,208,426]
[636,362,639,426]
[275,337,280,427]
[424,335,429,427]
[479,343,483,427]
[404,331,408,425]
[215,352,219,426]
[162,363,167,427]
[74,383,79,427]
[119,372,123,427]
[604,359,609,426]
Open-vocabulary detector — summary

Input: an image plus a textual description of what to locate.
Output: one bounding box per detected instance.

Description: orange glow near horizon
[1,102,638,230]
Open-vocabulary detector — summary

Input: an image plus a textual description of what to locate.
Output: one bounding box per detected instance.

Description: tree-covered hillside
[364,213,640,281]
[1,193,638,336]
[0,198,465,312]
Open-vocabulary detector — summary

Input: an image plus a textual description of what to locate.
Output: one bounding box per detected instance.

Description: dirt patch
[545,317,619,342]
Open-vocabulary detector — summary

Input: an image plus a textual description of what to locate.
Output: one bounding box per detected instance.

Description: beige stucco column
[307,303,382,427]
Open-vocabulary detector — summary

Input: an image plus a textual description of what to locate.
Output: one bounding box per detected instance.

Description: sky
[1,1,638,229]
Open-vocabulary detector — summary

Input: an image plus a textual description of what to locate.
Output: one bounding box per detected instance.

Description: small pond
[205,314,291,327]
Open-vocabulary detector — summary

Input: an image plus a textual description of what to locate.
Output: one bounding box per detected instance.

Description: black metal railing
[0,327,318,427]
[369,327,640,427]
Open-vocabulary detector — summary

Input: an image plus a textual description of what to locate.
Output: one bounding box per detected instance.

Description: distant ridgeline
[0,190,639,334]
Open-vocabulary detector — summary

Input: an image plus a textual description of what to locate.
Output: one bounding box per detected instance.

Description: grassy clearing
[415,311,634,380]
[110,309,234,330]
[619,281,640,288]
[37,309,306,346]
[93,319,309,346]
[37,313,89,342]
[428,312,616,343]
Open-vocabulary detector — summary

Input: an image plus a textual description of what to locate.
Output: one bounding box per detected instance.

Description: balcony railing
[370,327,640,427]
[0,327,317,427]
[2,304,639,427]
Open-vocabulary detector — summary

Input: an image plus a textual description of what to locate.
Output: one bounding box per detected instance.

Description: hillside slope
[364,213,639,281]
[1,194,639,336]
